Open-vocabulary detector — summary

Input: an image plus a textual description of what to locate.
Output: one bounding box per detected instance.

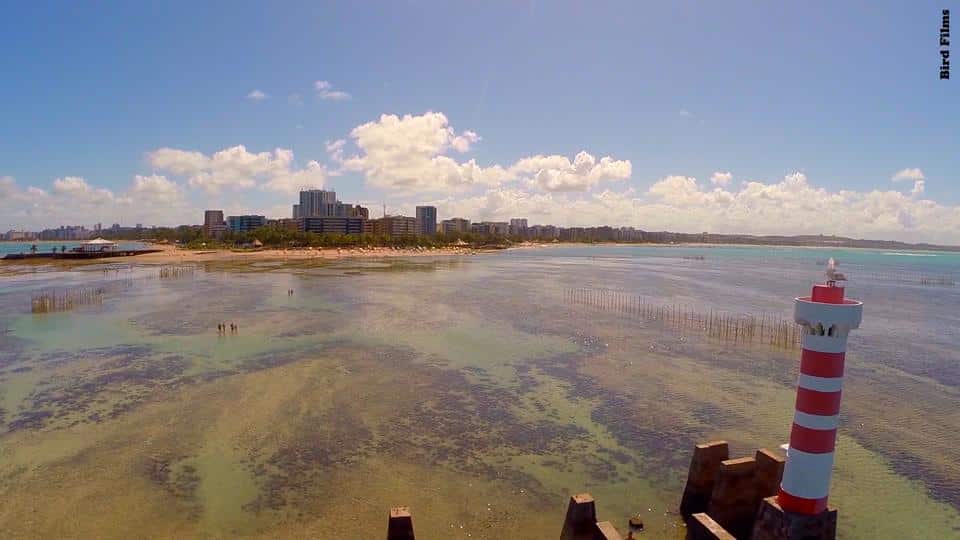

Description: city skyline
[1,2,958,243]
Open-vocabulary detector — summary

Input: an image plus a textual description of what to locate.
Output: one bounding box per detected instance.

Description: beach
[132,243,488,264]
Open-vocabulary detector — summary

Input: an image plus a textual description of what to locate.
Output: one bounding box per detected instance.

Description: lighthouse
[778,259,862,515]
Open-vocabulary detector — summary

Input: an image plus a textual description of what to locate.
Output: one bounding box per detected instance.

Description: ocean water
[0,241,147,256]
[0,245,957,539]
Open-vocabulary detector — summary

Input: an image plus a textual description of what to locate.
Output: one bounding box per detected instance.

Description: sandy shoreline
[122,243,494,264]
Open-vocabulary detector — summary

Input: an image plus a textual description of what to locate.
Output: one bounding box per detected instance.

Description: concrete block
[387,506,415,540]
[707,456,758,539]
[751,496,837,540]
[754,448,786,500]
[680,440,730,519]
[560,493,598,540]
[686,513,736,540]
[594,521,624,540]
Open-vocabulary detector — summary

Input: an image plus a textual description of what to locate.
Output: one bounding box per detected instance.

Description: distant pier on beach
[1,238,161,261]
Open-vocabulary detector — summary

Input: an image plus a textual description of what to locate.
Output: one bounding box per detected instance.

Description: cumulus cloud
[148,145,326,195]
[335,111,630,194]
[246,89,268,101]
[337,112,510,192]
[511,151,631,192]
[52,176,123,205]
[131,174,183,203]
[891,167,925,196]
[261,160,326,193]
[710,171,732,186]
[0,175,197,230]
[424,172,960,244]
[314,80,351,101]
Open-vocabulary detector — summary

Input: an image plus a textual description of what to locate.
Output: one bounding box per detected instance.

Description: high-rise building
[293,189,368,220]
[415,206,437,236]
[227,215,267,233]
[348,205,369,219]
[302,217,365,235]
[203,210,226,238]
[368,216,417,238]
[509,218,528,237]
[440,218,471,235]
[297,189,337,217]
[472,221,509,236]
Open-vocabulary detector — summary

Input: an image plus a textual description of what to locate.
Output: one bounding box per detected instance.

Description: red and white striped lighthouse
[778,261,862,515]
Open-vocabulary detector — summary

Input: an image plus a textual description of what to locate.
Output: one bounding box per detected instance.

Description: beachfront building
[203,210,227,238]
[528,225,559,240]
[39,225,93,241]
[471,221,509,236]
[415,206,437,236]
[440,218,471,235]
[509,218,528,237]
[3,230,38,241]
[227,215,267,233]
[293,189,368,220]
[349,205,369,219]
[367,216,417,238]
[297,189,337,217]
[302,217,365,235]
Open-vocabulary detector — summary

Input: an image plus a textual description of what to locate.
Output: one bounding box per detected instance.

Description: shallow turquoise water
[0,241,147,256]
[0,245,957,539]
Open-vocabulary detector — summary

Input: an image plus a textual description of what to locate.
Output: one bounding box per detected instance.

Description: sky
[1,1,958,243]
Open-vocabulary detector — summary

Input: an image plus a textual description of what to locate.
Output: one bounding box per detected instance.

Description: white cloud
[710,171,732,186]
[679,108,692,117]
[892,168,925,182]
[148,145,326,195]
[261,160,326,193]
[314,80,351,101]
[0,175,198,229]
[511,151,631,192]
[424,172,960,244]
[338,112,509,192]
[52,176,121,205]
[246,89,268,101]
[336,111,630,194]
[891,167,925,196]
[131,174,183,203]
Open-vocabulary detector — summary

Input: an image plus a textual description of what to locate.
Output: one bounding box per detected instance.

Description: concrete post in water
[560,493,598,540]
[680,440,729,519]
[387,506,415,540]
[594,521,623,540]
[707,456,758,539]
[753,448,786,511]
[686,513,736,540]
[779,271,862,518]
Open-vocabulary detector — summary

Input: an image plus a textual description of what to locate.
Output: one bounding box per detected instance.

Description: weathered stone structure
[751,497,837,540]
[688,513,737,540]
[679,442,837,539]
[558,493,625,539]
[386,506,415,540]
[680,440,731,518]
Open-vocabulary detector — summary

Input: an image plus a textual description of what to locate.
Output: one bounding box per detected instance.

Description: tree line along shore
[89,224,960,253]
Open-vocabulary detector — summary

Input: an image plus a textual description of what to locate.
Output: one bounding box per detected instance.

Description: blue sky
[1,1,958,242]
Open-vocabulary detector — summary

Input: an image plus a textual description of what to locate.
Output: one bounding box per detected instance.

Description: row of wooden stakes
[564,288,801,349]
